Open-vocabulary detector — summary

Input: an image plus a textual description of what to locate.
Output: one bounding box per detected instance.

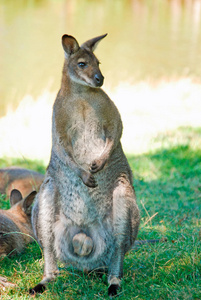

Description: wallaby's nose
[94,73,104,87]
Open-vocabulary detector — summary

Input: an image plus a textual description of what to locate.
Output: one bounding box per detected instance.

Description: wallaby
[0,167,44,199]
[29,34,140,297]
[0,189,36,257]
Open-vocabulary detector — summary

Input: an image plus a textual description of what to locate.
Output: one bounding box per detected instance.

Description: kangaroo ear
[81,33,107,52]
[22,190,37,215]
[62,34,80,58]
[10,189,23,206]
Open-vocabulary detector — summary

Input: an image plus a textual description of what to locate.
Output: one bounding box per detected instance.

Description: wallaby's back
[0,167,44,199]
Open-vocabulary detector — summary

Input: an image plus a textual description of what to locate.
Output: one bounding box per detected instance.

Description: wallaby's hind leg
[29,178,59,295]
[108,176,140,296]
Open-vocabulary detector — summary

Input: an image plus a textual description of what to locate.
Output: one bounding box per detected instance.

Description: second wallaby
[0,189,36,257]
[30,34,140,297]
[0,167,44,199]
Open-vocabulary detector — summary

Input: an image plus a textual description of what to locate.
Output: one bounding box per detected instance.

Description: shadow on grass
[124,141,201,299]
[127,143,201,241]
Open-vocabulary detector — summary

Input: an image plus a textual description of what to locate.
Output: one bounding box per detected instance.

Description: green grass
[0,127,200,299]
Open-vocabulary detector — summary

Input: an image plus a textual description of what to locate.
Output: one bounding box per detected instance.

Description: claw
[90,159,105,174]
[29,283,46,295]
[90,162,99,174]
[87,176,97,188]
[81,171,97,188]
[108,284,120,297]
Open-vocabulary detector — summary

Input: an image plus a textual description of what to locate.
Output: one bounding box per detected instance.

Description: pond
[1,0,201,117]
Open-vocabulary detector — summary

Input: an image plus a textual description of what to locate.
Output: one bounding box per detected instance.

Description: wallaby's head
[62,34,107,88]
[9,189,37,217]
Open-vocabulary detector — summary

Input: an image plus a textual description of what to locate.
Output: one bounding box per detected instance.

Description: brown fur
[0,167,44,199]
[0,189,36,256]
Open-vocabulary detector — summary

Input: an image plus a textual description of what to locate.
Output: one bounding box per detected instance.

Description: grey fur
[31,34,140,296]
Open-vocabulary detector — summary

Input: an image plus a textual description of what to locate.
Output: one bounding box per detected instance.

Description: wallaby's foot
[72,233,93,256]
[108,277,121,297]
[0,276,17,288]
[29,270,59,295]
[81,170,97,188]
[29,283,46,295]
[108,284,120,297]
[90,159,106,174]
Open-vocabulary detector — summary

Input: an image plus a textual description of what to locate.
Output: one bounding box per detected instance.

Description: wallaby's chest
[66,100,106,165]
[68,100,103,135]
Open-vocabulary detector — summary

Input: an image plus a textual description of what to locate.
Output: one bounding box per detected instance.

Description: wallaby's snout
[94,72,104,87]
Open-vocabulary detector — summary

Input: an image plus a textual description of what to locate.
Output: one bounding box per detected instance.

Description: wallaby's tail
[133,237,167,249]
[72,233,93,256]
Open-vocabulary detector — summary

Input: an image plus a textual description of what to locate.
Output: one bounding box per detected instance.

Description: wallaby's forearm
[53,143,97,188]
[90,118,122,174]
[90,137,114,173]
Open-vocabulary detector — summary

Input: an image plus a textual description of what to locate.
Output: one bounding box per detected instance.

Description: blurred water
[0,0,201,116]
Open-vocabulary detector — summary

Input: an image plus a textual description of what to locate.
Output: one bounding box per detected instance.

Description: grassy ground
[0,127,200,299]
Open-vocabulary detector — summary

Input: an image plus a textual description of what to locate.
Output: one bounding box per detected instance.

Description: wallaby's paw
[90,159,105,174]
[108,277,121,297]
[29,283,46,295]
[81,171,97,188]
[73,233,93,256]
[108,284,120,297]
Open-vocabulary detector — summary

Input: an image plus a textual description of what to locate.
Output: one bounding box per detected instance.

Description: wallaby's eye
[78,62,87,68]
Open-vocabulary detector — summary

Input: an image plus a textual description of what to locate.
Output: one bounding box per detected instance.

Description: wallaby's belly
[54,213,114,271]
[43,144,132,270]
[47,154,115,270]
[48,143,131,227]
